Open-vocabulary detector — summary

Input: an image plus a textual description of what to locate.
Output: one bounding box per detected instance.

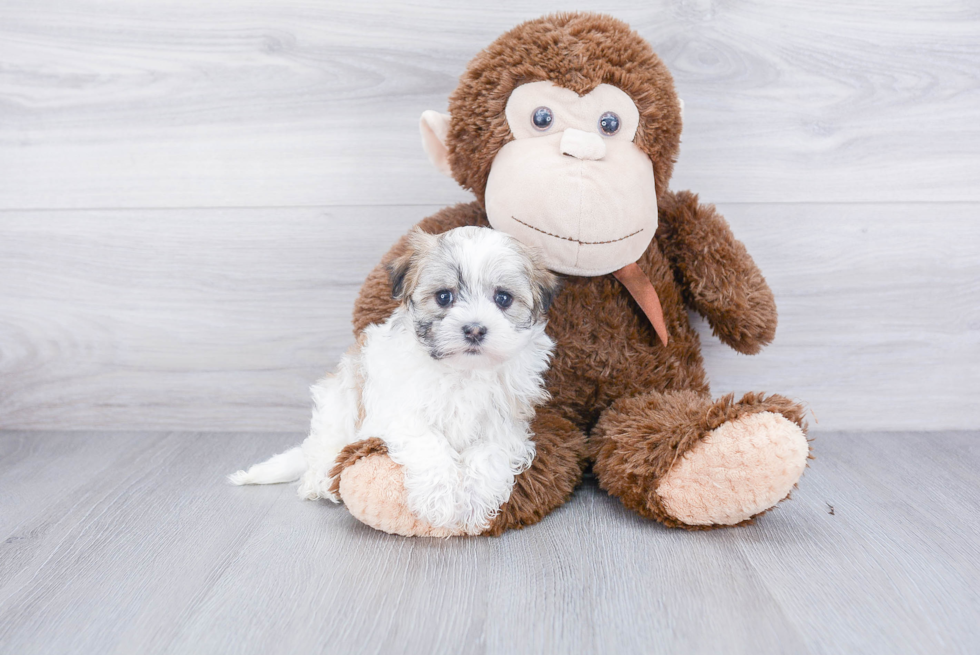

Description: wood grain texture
[0,206,422,431]
[1,203,977,431]
[1,1,978,430]
[0,0,978,209]
[0,430,978,654]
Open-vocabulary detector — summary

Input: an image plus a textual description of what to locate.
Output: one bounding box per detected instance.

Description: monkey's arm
[352,201,488,334]
[655,190,777,355]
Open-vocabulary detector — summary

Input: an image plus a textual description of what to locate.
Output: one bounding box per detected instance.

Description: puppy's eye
[598,111,620,136]
[494,290,513,309]
[531,107,553,131]
[435,289,454,307]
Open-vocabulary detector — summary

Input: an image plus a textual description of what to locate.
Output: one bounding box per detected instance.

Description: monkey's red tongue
[613,263,669,346]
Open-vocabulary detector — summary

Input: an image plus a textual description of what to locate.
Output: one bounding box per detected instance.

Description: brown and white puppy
[230,226,559,534]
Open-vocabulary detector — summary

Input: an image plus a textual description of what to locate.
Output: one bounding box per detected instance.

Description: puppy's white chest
[359,323,532,458]
[431,387,498,452]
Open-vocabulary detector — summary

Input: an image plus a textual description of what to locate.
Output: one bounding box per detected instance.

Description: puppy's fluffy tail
[228,446,306,485]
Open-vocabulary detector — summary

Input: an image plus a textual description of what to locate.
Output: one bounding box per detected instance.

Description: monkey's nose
[560,128,607,161]
[462,324,488,344]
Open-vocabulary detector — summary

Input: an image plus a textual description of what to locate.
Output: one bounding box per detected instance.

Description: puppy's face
[387,226,559,369]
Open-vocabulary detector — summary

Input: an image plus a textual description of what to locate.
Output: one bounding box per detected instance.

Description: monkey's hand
[655,190,778,355]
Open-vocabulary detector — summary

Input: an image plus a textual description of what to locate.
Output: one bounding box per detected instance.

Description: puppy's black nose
[462,324,488,344]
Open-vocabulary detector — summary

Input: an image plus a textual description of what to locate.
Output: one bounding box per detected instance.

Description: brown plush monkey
[332,12,810,535]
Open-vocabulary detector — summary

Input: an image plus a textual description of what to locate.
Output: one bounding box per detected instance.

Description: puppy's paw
[297,469,339,503]
[456,442,526,533]
[456,482,508,534]
[406,472,465,530]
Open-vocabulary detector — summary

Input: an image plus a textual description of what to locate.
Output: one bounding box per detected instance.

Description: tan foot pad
[339,454,470,538]
[656,411,809,526]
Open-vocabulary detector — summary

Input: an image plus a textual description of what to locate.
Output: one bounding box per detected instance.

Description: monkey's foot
[656,411,809,526]
[330,439,471,537]
[593,391,810,528]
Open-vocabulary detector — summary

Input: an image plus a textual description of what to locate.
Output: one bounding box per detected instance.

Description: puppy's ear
[387,251,413,301]
[511,238,561,318]
[530,265,561,317]
[515,247,558,320]
[387,227,436,301]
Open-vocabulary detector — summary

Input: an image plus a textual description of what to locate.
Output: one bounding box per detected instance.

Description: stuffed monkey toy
[331,12,810,536]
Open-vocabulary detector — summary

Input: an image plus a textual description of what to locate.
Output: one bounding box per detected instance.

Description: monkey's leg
[331,409,587,537]
[591,390,810,528]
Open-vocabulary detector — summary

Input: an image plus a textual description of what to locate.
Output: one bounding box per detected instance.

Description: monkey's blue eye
[494,290,513,309]
[599,111,621,136]
[531,107,553,130]
[435,290,454,307]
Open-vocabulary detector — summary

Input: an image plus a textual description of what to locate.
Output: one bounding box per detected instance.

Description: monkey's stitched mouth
[511,217,643,246]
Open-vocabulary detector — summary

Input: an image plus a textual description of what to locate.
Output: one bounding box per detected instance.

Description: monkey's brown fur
[447,13,682,206]
[342,13,808,533]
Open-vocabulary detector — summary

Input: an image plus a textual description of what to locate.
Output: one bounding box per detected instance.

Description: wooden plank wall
[1,0,978,431]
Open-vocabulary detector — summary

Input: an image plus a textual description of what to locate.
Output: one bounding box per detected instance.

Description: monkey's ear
[420,110,453,177]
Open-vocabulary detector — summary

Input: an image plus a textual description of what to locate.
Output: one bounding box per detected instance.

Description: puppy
[230,226,560,534]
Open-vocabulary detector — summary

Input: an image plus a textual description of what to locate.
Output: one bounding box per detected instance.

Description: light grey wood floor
[0,430,977,655]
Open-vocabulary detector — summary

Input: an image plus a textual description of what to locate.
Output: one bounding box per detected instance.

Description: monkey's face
[419,15,683,277]
[483,81,658,276]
